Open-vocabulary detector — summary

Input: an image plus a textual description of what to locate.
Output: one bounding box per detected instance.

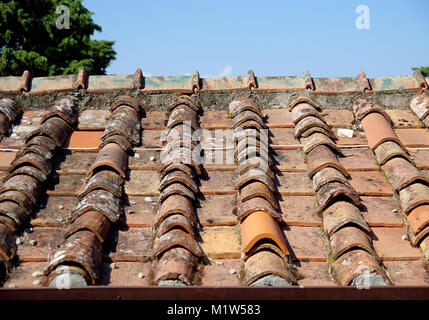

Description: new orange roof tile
[66,131,103,150]
[240,211,288,255]
[361,111,404,150]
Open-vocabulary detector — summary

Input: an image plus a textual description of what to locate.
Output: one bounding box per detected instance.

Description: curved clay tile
[45,95,141,287]
[374,141,414,166]
[322,201,370,237]
[298,98,389,286]
[153,95,203,286]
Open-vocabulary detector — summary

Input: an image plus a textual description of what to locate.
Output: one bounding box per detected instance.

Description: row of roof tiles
[0,92,429,287]
[0,69,428,94]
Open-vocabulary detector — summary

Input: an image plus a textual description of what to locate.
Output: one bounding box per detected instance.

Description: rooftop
[0,68,428,299]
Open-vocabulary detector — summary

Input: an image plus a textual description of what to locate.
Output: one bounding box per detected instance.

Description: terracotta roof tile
[200,259,243,286]
[371,227,421,261]
[386,109,423,128]
[396,128,429,147]
[331,249,388,286]
[409,93,429,120]
[359,196,403,227]
[2,71,429,291]
[200,226,241,259]
[384,260,429,285]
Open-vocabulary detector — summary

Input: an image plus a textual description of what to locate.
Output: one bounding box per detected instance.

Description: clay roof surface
[0,68,428,293]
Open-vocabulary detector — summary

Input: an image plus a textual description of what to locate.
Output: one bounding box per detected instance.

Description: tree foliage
[413,67,429,77]
[0,0,116,76]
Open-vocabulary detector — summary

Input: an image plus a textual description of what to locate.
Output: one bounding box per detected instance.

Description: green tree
[0,0,116,76]
[413,67,429,77]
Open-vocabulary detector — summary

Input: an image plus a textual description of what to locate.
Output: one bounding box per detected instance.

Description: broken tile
[407,205,429,236]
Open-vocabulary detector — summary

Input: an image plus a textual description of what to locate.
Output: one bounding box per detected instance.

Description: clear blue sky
[83,0,429,78]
